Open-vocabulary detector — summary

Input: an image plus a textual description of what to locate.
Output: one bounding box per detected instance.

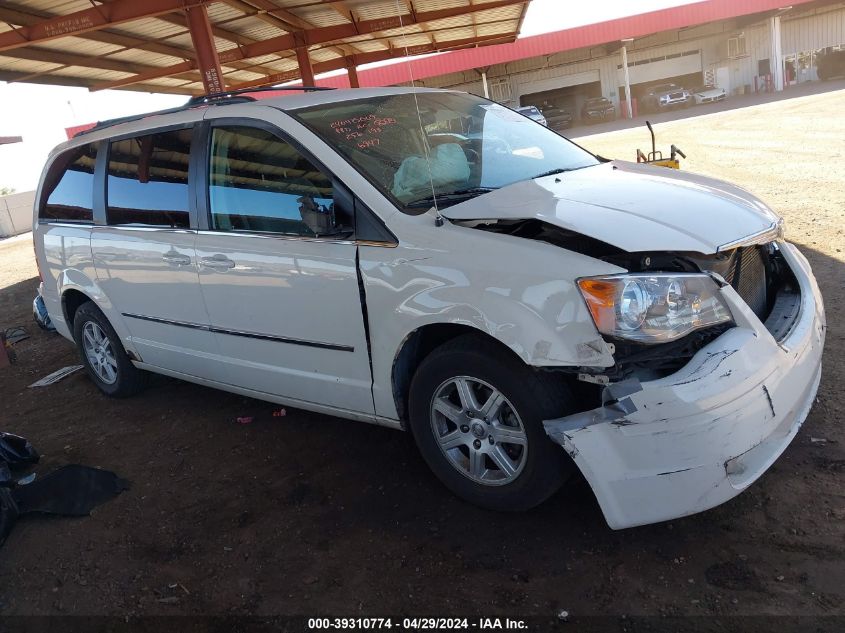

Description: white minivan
[33,87,825,529]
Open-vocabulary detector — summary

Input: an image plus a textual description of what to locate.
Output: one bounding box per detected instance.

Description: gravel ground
[0,84,843,628]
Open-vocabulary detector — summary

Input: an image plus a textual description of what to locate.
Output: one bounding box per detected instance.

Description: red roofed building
[315,0,843,120]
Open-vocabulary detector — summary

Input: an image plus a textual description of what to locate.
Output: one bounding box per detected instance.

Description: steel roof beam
[0,4,196,62]
[219,0,359,68]
[185,4,225,93]
[226,0,314,31]
[0,3,288,79]
[92,60,198,91]
[227,33,515,90]
[0,69,202,94]
[0,46,161,75]
[228,15,516,76]
[0,0,212,53]
[85,0,527,90]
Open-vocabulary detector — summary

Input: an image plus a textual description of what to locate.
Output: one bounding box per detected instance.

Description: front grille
[731,246,768,318]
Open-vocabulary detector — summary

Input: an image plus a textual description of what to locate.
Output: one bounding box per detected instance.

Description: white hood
[441,161,780,254]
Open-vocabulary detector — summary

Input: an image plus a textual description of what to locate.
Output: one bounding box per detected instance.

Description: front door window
[208,126,350,238]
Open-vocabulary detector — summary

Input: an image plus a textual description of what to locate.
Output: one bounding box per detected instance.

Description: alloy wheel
[429,376,528,486]
[82,321,118,385]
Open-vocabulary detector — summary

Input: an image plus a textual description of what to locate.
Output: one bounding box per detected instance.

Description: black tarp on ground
[0,432,128,545]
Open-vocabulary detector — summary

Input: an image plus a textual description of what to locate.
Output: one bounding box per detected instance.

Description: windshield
[293,91,599,211]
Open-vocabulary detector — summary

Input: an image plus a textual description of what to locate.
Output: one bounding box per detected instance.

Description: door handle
[162,252,192,266]
[200,255,236,270]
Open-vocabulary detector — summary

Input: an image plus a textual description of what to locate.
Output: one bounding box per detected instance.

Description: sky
[0,0,699,192]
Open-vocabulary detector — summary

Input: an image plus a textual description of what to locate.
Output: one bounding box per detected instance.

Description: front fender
[361,218,624,419]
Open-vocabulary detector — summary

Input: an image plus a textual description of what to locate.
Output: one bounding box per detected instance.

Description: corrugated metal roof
[0,0,530,95]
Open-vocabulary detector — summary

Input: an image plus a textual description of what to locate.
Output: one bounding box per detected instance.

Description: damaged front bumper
[544,242,825,529]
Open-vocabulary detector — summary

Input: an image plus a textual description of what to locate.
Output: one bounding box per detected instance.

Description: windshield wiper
[532,164,596,180]
[405,187,497,209]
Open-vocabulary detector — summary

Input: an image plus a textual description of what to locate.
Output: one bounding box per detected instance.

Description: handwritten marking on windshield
[330,115,398,150]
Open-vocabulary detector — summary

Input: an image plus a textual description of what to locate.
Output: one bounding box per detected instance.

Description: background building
[316,0,845,121]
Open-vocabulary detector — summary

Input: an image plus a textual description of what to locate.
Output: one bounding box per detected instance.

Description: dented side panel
[544,243,825,529]
[361,213,624,420]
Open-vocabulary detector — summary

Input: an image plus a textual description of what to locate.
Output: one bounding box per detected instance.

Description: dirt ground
[0,84,843,628]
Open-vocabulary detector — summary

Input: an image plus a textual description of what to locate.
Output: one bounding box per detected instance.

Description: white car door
[90,124,226,381]
[192,114,374,414]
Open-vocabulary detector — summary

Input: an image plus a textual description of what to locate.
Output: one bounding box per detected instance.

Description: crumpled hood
[442,161,781,254]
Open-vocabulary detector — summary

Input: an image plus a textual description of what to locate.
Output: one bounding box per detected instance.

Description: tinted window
[40,143,98,222]
[209,126,349,237]
[106,128,191,227]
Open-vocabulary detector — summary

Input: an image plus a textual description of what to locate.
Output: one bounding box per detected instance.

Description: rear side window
[106,128,191,228]
[208,126,349,237]
[40,143,98,223]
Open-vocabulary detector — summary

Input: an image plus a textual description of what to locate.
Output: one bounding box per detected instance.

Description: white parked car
[692,85,727,104]
[33,87,825,529]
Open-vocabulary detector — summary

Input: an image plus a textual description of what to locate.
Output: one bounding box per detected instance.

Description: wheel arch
[58,280,138,361]
[61,287,92,330]
[391,323,528,427]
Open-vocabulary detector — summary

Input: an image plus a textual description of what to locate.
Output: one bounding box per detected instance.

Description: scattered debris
[33,294,56,331]
[156,596,180,605]
[0,332,12,367]
[1,431,128,547]
[28,365,84,388]
[0,488,17,545]
[13,465,129,516]
[4,327,29,345]
[273,408,287,417]
[236,416,254,425]
[810,437,829,444]
[557,610,569,622]
[0,432,39,469]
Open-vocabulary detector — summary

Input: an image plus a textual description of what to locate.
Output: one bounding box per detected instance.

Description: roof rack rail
[76,84,335,138]
[186,84,334,106]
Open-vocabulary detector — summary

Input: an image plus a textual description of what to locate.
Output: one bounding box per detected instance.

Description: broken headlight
[577,273,733,344]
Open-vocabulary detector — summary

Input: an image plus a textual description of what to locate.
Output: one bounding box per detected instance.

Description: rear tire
[73,301,147,398]
[408,334,575,511]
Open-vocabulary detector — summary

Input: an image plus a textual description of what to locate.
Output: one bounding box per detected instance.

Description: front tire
[408,334,574,511]
[73,301,147,398]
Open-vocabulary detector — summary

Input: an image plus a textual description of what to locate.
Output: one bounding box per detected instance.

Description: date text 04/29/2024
[307,617,530,630]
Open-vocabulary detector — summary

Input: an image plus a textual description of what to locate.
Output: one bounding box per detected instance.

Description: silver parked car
[515,105,547,126]
[33,87,824,529]
[641,83,692,112]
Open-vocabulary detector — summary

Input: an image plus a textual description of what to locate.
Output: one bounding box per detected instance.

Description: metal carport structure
[0,0,532,95]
